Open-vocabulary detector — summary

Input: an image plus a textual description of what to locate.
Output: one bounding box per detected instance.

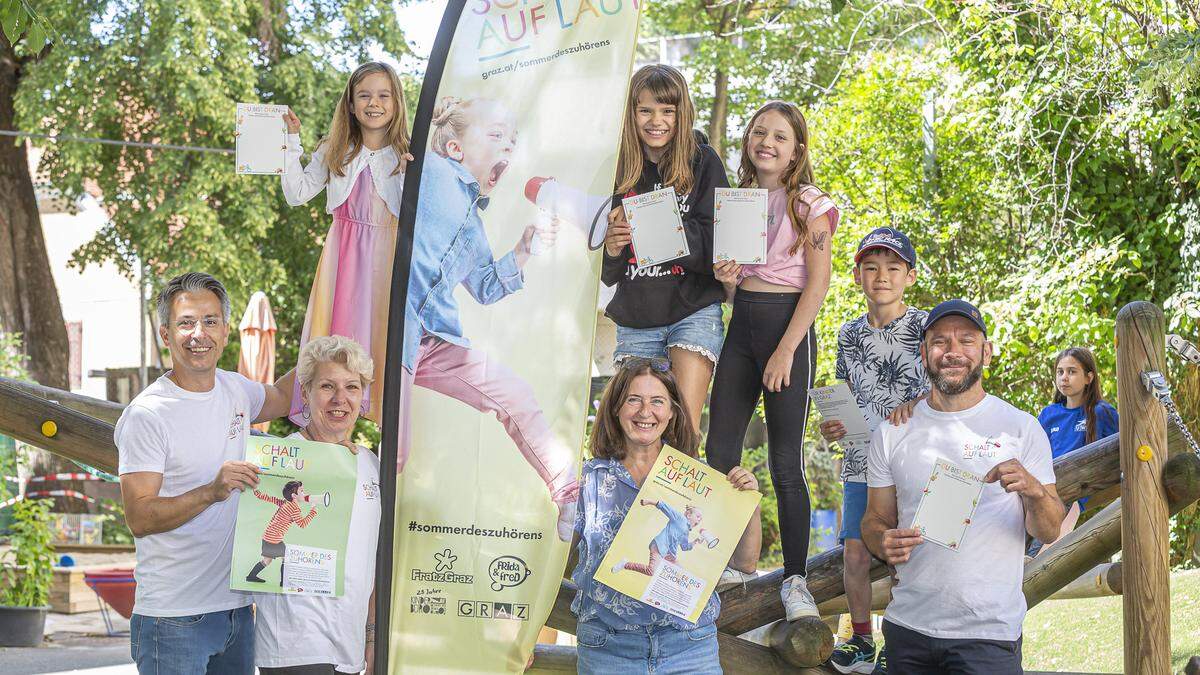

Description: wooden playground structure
[0,301,1197,673]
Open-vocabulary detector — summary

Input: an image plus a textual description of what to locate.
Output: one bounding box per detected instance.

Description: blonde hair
[429,96,510,158]
[297,335,375,393]
[614,65,699,196]
[319,62,410,177]
[737,101,823,255]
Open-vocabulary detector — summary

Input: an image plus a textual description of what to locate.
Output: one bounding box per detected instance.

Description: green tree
[16,0,412,384]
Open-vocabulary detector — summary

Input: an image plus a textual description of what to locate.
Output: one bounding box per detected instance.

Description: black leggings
[706,289,816,579]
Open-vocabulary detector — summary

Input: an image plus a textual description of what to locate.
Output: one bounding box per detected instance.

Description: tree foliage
[17,0,413,381]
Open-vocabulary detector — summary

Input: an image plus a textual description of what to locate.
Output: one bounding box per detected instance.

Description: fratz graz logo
[410,548,474,585]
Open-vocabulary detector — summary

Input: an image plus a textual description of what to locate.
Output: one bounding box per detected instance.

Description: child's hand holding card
[713,188,767,264]
[622,187,689,268]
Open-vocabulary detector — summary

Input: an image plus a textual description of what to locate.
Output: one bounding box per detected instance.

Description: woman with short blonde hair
[253,335,382,675]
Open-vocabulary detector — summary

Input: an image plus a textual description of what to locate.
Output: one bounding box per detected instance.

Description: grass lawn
[1022,568,1200,672]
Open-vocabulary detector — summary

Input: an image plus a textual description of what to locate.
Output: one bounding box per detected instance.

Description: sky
[382,1,449,74]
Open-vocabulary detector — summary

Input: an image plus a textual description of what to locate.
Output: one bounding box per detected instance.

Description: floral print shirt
[835,307,929,482]
[570,457,720,630]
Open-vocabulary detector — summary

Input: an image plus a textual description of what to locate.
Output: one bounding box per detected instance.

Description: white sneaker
[555,499,576,542]
[611,558,628,575]
[716,567,757,591]
[781,574,819,621]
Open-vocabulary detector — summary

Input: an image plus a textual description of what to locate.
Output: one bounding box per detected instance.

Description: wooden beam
[1116,301,1171,675]
[1054,420,1185,507]
[716,548,890,636]
[0,376,125,424]
[528,643,832,674]
[0,380,118,474]
[1024,452,1200,609]
[1047,562,1121,601]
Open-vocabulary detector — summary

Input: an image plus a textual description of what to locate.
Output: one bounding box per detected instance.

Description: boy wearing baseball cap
[820,226,928,674]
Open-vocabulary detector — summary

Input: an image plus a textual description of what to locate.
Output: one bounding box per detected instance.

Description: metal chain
[1142,370,1200,458]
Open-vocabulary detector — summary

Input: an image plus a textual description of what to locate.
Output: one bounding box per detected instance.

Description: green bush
[0,497,55,607]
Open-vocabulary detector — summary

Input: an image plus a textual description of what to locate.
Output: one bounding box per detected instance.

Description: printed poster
[623,186,689,268]
[382,1,643,672]
[713,187,767,264]
[910,458,985,551]
[230,437,356,596]
[593,446,761,623]
[234,103,288,175]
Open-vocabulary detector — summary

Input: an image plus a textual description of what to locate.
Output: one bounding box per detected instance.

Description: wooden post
[1116,301,1171,675]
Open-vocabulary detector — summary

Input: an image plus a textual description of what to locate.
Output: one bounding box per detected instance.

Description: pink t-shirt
[739,185,839,289]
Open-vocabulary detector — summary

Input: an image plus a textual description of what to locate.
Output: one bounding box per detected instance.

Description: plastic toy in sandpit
[245,480,321,586]
[609,499,717,577]
[401,95,580,541]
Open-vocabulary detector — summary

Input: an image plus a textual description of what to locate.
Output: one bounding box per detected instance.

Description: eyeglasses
[620,356,671,373]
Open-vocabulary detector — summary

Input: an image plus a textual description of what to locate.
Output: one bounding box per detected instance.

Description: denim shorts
[839,480,868,542]
[613,303,725,366]
[576,620,722,674]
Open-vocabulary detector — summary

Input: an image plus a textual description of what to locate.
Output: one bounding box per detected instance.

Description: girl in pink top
[705,101,838,622]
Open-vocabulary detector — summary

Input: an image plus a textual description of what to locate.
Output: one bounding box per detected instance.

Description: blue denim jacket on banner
[571,457,720,631]
[405,152,524,371]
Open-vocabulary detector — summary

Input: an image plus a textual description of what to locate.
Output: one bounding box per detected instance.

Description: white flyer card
[713,188,767,264]
[235,103,289,175]
[622,187,689,269]
[910,459,985,551]
[808,382,873,447]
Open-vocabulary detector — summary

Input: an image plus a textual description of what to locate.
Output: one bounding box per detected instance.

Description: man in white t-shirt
[115,272,295,675]
[862,299,1065,674]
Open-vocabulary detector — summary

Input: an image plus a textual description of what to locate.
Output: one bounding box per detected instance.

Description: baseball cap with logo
[922,299,988,338]
[854,227,917,267]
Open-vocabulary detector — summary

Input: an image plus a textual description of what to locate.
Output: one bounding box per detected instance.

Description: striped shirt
[254,490,318,543]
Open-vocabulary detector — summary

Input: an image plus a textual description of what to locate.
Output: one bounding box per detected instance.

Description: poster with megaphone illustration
[230,436,356,596]
[594,446,761,623]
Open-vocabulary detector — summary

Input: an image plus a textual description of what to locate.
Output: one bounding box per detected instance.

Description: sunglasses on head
[621,356,671,373]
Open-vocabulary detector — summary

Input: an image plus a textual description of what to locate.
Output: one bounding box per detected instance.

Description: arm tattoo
[809,231,828,252]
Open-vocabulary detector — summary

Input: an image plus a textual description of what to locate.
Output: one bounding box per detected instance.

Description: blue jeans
[614,302,725,365]
[130,605,254,675]
[576,620,722,674]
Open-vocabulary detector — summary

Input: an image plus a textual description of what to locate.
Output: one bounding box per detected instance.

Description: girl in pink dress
[280,62,411,426]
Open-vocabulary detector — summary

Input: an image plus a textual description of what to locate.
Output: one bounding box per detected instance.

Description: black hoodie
[601,144,729,328]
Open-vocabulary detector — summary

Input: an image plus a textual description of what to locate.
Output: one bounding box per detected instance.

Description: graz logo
[488,555,532,591]
[457,600,529,621]
[410,548,474,585]
[410,595,446,615]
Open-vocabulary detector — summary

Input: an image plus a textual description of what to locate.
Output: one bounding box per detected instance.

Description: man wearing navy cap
[861,299,1065,673]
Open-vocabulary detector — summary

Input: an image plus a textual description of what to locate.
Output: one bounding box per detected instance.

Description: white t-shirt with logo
[254,433,381,672]
[115,369,266,617]
[866,395,1055,641]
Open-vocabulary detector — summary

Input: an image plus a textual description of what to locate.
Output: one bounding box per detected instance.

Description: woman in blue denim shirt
[571,358,762,674]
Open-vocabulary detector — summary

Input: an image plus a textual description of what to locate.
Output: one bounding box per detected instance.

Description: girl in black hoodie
[602,64,730,432]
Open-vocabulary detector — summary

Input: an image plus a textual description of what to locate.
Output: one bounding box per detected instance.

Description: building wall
[40,194,151,400]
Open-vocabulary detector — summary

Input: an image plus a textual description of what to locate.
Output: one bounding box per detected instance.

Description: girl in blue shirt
[1030,346,1118,556]
[1037,346,1118,459]
[571,358,762,674]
